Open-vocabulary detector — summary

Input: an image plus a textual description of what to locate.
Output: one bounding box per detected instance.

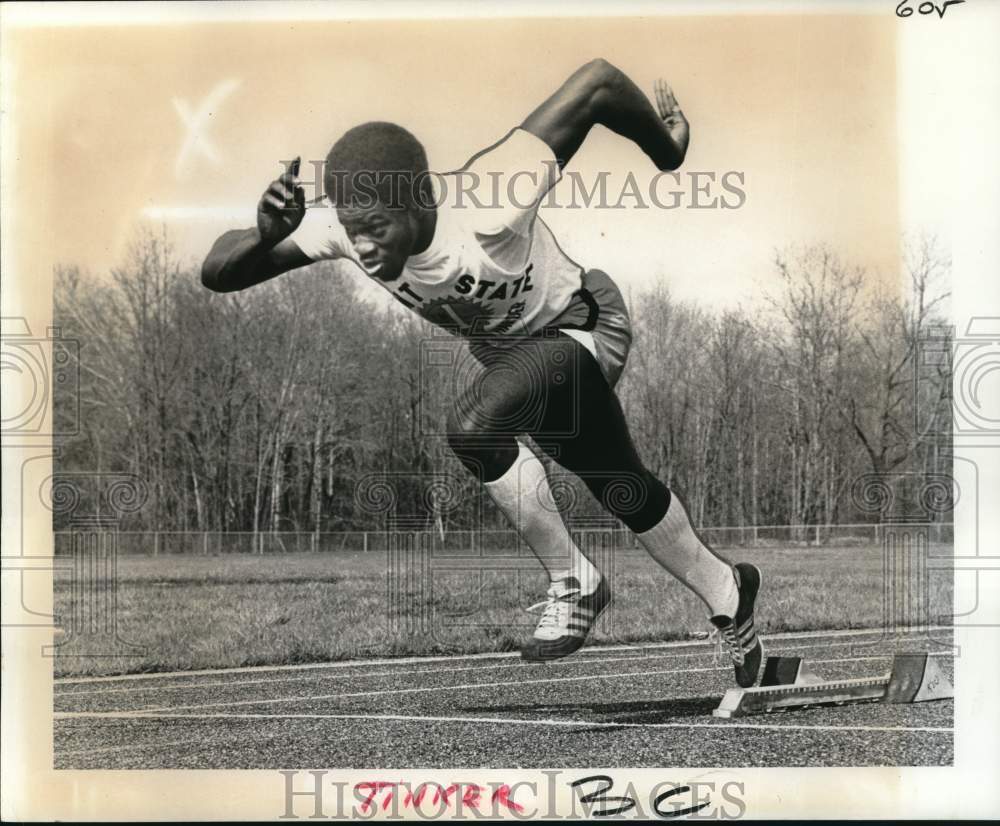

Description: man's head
[324,121,434,281]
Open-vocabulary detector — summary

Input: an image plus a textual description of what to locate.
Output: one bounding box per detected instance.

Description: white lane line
[57,666,737,714]
[54,653,714,697]
[53,637,956,699]
[55,655,951,716]
[52,710,953,735]
[54,625,954,687]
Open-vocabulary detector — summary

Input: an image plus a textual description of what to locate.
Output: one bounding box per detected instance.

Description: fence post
[364,531,368,553]
[814,524,820,547]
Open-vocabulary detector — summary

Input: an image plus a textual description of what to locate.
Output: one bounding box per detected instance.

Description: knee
[594,470,669,533]
[445,412,481,477]
[445,402,479,456]
[446,402,517,483]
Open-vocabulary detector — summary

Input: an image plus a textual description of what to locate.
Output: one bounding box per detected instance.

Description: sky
[5,13,899,311]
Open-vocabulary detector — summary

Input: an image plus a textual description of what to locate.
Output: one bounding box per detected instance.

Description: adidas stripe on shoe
[520,575,611,663]
[710,562,763,688]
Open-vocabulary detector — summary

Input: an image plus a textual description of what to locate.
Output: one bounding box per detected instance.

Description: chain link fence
[52,522,953,556]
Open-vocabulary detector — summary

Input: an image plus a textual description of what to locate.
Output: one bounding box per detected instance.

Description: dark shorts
[466,269,633,390]
[544,269,633,389]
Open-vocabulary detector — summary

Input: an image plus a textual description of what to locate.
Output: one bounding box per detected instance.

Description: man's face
[336,202,417,282]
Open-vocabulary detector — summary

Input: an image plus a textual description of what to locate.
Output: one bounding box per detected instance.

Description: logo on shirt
[420,296,495,335]
[453,266,534,301]
[394,264,536,337]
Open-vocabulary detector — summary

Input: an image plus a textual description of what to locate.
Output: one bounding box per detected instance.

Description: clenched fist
[257,157,306,245]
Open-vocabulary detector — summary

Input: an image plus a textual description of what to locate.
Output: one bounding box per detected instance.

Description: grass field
[52,544,953,677]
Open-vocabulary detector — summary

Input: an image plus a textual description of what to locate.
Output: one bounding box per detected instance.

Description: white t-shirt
[290,128,584,336]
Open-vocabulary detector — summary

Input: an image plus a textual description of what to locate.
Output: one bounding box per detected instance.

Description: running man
[202,59,763,686]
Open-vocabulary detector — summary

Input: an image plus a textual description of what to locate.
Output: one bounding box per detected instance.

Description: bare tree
[843,235,951,490]
[765,245,864,529]
[52,228,954,540]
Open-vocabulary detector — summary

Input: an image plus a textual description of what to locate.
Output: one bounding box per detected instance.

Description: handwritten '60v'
[896,0,966,18]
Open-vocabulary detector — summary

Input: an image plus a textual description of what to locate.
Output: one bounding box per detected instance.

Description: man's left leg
[530,329,762,686]
[445,338,607,660]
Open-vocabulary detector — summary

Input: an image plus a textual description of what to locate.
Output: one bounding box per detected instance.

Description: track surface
[54,628,954,769]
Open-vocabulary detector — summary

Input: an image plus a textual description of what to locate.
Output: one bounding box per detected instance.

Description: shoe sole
[520,593,613,663]
[737,563,764,687]
[737,562,763,609]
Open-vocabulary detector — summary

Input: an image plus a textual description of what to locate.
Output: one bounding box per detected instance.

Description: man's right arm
[201,228,311,293]
[201,158,312,293]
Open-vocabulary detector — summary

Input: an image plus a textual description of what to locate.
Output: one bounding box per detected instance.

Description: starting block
[713,653,953,719]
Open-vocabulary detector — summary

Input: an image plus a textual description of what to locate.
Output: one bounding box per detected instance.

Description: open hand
[654,79,690,156]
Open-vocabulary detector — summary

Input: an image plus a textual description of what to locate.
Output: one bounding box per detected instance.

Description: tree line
[53,229,952,536]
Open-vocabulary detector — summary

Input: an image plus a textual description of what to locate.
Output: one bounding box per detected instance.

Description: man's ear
[417,174,435,209]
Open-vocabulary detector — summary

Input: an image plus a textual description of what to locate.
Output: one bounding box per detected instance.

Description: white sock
[484,442,601,594]
[636,493,738,617]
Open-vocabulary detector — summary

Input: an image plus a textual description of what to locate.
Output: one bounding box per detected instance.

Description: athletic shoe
[520,575,611,662]
[710,562,763,688]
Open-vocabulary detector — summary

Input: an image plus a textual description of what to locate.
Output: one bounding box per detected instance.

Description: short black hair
[324,121,429,210]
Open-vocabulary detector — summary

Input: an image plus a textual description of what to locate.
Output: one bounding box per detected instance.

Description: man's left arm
[520,58,689,171]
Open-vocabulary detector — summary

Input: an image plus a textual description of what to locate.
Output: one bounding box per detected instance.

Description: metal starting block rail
[713,653,953,719]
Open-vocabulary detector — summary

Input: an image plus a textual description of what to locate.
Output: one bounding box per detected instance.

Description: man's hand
[257,156,306,246]
[202,156,312,292]
[521,59,689,171]
[654,79,690,158]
